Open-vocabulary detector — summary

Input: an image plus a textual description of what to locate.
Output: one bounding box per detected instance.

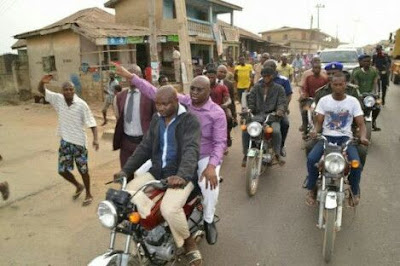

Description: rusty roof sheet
[11,39,27,49]
[14,8,149,41]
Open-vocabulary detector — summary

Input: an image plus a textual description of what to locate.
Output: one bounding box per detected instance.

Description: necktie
[125,90,135,123]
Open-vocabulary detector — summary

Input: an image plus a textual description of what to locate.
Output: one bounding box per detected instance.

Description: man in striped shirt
[38,75,99,206]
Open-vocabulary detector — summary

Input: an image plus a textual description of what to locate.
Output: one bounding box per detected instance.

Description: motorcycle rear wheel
[245,156,260,197]
[322,208,336,263]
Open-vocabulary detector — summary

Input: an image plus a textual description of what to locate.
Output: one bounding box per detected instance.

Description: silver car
[319,48,359,80]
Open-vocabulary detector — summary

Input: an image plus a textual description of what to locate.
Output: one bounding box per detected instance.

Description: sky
[0,0,398,54]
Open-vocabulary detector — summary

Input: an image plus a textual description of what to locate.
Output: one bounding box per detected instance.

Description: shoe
[227,138,232,147]
[299,126,304,132]
[280,146,287,157]
[241,156,247,167]
[305,190,316,206]
[274,154,286,166]
[0,182,9,201]
[372,123,381,131]
[204,221,218,245]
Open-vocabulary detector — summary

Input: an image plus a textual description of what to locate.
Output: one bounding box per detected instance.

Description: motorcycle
[241,111,277,197]
[360,93,381,141]
[89,176,207,266]
[314,135,360,263]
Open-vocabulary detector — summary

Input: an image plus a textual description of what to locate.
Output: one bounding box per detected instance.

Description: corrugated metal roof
[14,8,149,41]
[11,39,27,49]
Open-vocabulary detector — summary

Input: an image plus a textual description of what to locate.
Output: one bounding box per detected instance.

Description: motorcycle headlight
[97,200,118,229]
[324,152,346,175]
[363,96,375,108]
[247,122,263,137]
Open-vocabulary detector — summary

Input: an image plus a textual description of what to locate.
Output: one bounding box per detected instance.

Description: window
[283,34,288,40]
[42,56,56,72]
[163,0,176,19]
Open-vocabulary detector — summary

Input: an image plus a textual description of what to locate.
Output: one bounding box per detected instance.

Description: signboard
[157,36,167,43]
[151,61,159,83]
[107,37,127,45]
[167,35,179,42]
[127,36,144,44]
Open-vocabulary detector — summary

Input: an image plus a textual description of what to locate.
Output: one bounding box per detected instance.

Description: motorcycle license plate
[247,149,257,157]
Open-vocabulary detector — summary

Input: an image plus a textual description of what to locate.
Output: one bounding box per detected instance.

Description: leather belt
[124,134,143,144]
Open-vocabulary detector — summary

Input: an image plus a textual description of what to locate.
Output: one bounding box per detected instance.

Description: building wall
[80,36,100,65]
[114,0,163,27]
[27,31,81,93]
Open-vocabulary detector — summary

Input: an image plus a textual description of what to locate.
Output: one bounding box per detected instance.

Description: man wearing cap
[242,67,287,166]
[352,54,381,131]
[372,45,391,105]
[38,75,99,206]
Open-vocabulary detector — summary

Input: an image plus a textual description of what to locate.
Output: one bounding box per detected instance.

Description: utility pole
[174,0,193,93]
[315,4,325,30]
[308,15,313,54]
[148,0,159,84]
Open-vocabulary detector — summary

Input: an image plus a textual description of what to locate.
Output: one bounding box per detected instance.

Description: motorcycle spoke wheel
[322,208,337,263]
[245,156,259,197]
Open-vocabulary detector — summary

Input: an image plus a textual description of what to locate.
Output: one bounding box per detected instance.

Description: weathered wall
[80,36,100,65]
[114,0,149,26]
[27,31,81,93]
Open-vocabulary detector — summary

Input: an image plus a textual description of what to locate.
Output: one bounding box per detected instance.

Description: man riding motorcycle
[305,71,369,207]
[242,67,287,166]
[372,44,391,106]
[113,62,227,247]
[353,54,381,131]
[114,86,203,266]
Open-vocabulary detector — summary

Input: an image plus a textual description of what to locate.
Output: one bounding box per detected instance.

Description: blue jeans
[306,136,362,195]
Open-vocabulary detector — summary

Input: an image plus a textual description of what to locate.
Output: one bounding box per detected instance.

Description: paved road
[0,83,399,265]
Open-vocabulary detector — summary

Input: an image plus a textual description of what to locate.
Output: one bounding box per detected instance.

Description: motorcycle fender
[325,191,337,209]
[88,252,120,266]
[247,148,258,157]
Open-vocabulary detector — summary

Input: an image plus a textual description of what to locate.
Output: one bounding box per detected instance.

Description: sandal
[82,197,93,207]
[186,250,203,266]
[305,190,316,206]
[72,185,84,200]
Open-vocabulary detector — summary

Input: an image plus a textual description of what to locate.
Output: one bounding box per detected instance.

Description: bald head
[190,76,211,107]
[128,64,142,77]
[155,85,178,118]
[217,64,228,80]
[191,75,210,89]
[157,85,178,100]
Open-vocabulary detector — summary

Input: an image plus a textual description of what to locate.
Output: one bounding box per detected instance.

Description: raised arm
[112,62,190,105]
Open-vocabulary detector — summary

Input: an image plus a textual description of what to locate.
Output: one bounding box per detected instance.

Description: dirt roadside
[0,102,124,265]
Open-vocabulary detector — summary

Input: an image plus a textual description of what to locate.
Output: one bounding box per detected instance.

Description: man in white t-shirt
[305,72,369,207]
[38,75,99,206]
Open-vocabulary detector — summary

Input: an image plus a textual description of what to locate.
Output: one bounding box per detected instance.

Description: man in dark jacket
[242,67,287,166]
[115,86,203,264]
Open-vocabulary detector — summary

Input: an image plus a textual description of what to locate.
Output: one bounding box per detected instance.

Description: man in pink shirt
[113,63,226,246]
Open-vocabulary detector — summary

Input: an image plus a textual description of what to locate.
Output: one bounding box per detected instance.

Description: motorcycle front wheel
[322,208,337,263]
[365,121,372,141]
[245,156,260,197]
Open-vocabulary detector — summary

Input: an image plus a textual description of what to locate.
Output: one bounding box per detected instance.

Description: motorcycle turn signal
[128,212,141,224]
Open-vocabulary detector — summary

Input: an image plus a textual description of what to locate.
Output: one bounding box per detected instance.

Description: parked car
[319,48,359,81]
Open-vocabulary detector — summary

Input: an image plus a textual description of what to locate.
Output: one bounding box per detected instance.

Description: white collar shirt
[124,89,143,136]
